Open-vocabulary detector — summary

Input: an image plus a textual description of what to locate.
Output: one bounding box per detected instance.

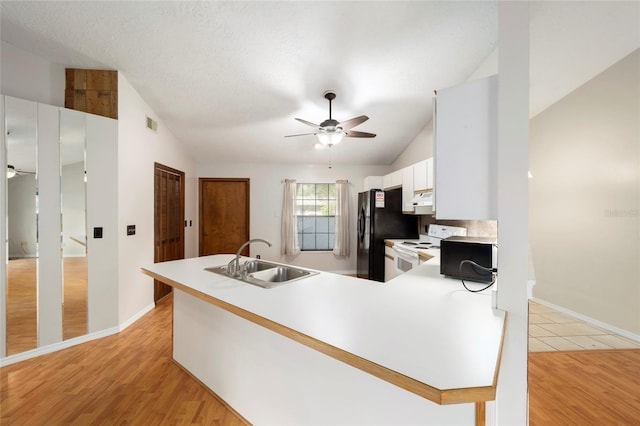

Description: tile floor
[528,301,640,352]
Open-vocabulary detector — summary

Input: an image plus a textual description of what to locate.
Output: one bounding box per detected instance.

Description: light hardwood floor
[6,257,89,355]
[2,291,639,424]
[529,349,640,425]
[1,294,246,425]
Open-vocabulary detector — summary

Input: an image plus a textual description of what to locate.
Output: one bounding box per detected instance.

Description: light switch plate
[93,227,103,239]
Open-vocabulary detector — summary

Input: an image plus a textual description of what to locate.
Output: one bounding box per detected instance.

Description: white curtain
[281,179,300,256]
[333,180,350,257]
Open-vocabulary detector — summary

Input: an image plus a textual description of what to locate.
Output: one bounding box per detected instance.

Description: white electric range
[392,225,468,274]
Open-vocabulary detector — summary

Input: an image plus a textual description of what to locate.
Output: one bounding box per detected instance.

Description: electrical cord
[459,260,497,293]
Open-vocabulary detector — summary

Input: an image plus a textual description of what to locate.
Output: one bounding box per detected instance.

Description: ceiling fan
[7,164,35,179]
[285,91,376,147]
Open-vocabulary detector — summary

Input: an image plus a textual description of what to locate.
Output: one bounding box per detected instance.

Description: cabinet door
[363,176,383,191]
[434,75,498,220]
[413,160,428,191]
[426,157,434,190]
[402,166,414,213]
[382,170,402,190]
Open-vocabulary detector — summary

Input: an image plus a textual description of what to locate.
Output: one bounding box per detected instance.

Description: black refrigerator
[356,188,418,282]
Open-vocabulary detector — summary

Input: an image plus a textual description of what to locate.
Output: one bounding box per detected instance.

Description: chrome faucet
[227,238,272,277]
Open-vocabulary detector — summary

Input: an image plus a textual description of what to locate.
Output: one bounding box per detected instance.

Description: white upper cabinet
[434,75,498,220]
[363,176,383,191]
[382,170,402,190]
[413,160,427,191]
[401,166,414,213]
[413,158,433,192]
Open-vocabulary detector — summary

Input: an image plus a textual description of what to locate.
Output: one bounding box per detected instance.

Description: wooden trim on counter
[476,402,486,426]
[384,253,394,261]
[418,252,435,263]
[384,240,395,248]
[141,268,504,407]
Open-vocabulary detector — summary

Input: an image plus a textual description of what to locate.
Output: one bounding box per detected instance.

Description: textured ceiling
[1,1,639,167]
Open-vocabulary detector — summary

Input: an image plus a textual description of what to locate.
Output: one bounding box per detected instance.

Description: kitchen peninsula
[142,253,505,425]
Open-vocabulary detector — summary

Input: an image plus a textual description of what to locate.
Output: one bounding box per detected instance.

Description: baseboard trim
[532,297,640,344]
[1,303,156,367]
[119,302,155,332]
[0,326,119,367]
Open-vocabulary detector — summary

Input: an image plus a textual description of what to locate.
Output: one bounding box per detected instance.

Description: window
[296,183,335,251]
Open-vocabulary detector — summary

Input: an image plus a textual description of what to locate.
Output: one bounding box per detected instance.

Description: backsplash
[419,216,497,238]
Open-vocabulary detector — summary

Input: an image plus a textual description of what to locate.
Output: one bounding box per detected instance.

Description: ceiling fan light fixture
[317,131,344,146]
[7,165,17,179]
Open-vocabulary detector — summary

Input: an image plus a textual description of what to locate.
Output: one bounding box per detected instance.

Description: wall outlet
[127,225,136,236]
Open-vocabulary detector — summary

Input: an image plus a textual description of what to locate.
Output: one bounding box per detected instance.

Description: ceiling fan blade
[338,115,369,130]
[285,132,316,138]
[294,118,321,129]
[344,130,376,138]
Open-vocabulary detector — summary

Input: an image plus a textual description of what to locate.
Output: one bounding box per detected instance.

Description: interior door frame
[154,162,185,302]
[198,178,250,257]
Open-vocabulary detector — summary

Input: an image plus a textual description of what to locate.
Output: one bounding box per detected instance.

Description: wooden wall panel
[65,69,118,119]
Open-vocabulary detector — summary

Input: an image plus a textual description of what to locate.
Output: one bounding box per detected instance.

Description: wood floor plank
[6,257,89,355]
[529,349,640,425]
[0,294,247,425]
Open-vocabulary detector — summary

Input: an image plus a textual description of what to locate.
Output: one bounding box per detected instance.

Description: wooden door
[199,178,250,257]
[154,163,185,302]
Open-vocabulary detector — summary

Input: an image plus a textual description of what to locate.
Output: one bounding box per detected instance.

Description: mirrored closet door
[2,97,100,357]
[5,97,39,355]
[60,109,88,340]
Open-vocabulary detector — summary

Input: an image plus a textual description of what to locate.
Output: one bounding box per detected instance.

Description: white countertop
[142,254,505,398]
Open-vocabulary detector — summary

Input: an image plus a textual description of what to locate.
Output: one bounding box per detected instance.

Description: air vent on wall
[146,116,158,132]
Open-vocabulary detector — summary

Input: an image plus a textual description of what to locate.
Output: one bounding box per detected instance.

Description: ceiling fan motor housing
[323,91,337,102]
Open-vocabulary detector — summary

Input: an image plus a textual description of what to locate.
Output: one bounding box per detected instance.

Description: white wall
[530,49,640,336]
[117,73,198,325]
[86,113,119,333]
[197,162,391,273]
[391,120,434,171]
[0,41,65,107]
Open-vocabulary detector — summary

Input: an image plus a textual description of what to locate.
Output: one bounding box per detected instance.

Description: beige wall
[197,162,391,274]
[117,73,198,325]
[530,49,640,336]
[391,119,433,170]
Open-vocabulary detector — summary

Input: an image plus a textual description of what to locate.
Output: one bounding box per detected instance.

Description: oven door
[393,245,420,274]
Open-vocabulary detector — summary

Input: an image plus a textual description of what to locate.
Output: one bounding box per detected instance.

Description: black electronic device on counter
[440,236,496,283]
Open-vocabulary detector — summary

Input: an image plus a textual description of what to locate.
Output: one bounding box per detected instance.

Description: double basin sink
[205,259,318,289]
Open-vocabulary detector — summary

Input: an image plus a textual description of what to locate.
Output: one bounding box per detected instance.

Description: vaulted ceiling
[1,1,638,166]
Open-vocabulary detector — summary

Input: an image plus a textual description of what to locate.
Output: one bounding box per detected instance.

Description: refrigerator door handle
[358,207,365,242]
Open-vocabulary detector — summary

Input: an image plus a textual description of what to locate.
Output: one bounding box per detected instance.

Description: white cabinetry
[413,158,434,192]
[418,158,434,190]
[413,160,428,192]
[434,75,498,220]
[363,176,383,191]
[382,170,402,190]
[384,244,396,282]
[401,166,414,213]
